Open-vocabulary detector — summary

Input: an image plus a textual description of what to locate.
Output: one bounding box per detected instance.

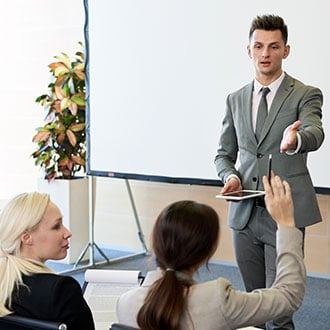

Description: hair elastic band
[165,268,175,272]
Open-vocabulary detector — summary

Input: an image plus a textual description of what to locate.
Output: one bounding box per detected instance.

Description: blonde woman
[0,192,94,330]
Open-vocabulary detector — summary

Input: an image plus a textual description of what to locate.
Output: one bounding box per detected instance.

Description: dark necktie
[255,87,270,142]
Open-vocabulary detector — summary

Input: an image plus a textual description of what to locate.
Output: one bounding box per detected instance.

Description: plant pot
[37,177,89,264]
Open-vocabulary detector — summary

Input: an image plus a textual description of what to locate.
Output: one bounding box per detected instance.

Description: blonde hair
[0,192,53,316]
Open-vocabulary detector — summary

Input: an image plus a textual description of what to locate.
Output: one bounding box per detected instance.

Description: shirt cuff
[285,132,301,155]
[226,174,241,184]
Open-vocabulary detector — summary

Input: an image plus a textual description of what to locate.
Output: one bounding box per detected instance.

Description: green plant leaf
[71,94,85,106]
[35,94,49,103]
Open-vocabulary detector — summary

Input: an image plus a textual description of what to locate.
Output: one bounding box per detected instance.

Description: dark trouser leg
[233,224,266,291]
[233,211,267,329]
[233,206,295,330]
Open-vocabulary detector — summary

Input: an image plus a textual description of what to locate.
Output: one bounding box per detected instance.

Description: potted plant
[31,41,86,182]
[32,42,89,264]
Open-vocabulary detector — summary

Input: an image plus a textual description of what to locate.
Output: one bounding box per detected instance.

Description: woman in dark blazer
[0,192,95,330]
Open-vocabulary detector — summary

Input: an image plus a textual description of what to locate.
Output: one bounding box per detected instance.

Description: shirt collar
[254,71,285,94]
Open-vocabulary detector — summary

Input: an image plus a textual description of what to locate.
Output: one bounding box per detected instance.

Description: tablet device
[216,190,265,201]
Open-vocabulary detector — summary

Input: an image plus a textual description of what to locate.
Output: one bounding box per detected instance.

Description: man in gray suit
[214,15,324,330]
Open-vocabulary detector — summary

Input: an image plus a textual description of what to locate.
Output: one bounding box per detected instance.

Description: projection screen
[84,0,330,191]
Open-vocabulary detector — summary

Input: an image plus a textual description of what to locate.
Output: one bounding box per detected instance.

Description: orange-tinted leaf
[69,102,78,115]
[55,66,69,77]
[31,150,41,157]
[67,159,74,171]
[54,86,65,100]
[74,69,85,80]
[58,156,69,167]
[54,53,72,69]
[32,131,51,142]
[55,121,65,132]
[48,62,64,72]
[57,132,65,144]
[71,154,86,166]
[54,74,68,86]
[70,122,85,132]
[66,129,77,147]
[73,63,85,80]
[74,62,85,71]
[60,97,71,110]
[49,62,70,77]
[53,100,62,113]
[46,172,57,183]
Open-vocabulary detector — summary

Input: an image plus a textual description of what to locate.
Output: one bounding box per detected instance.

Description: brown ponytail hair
[137,200,220,330]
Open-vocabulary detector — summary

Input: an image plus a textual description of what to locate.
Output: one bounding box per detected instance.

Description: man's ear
[20,231,33,245]
[283,44,290,59]
[247,44,252,58]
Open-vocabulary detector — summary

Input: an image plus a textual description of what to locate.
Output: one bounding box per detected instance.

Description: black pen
[267,154,272,180]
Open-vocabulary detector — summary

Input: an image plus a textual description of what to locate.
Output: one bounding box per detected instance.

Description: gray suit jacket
[117,227,305,330]
[215,73,324,230]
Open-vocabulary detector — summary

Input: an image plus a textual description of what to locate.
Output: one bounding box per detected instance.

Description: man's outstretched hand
[280,120,301,153]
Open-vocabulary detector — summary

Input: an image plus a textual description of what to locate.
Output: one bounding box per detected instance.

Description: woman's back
[7,273,94,330]
[117,191,305,329]
[118,227,305,330]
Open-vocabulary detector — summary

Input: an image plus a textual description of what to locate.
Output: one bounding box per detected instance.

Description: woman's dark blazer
[3,273,95,330]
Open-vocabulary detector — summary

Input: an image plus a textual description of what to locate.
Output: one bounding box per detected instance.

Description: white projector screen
[84,0,330,190]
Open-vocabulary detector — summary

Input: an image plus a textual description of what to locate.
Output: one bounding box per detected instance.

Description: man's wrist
[286,132,301,155]
[226,174,241,185]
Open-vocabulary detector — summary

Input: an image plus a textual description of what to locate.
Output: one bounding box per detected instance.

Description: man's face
[247,29,290,82]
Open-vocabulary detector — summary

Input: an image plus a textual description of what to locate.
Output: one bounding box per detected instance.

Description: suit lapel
[258,74,295,144]
[242,82,256,142]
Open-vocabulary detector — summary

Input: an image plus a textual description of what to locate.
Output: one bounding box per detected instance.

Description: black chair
[0,314,67,330]
[110,323,139,330]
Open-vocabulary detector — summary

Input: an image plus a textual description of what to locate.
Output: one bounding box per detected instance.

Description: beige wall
[93,178,330,276]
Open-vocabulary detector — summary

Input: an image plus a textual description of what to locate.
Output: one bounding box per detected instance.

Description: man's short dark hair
[249,15,288,44]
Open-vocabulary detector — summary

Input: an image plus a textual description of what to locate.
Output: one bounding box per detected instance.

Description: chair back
[0,314,67,330]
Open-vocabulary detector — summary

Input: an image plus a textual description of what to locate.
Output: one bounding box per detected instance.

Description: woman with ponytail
[0,192,94,330]
[117,174,306,329]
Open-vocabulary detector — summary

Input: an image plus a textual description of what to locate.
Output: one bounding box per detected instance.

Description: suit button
[257,153,263,158]
[252,177,257,182]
